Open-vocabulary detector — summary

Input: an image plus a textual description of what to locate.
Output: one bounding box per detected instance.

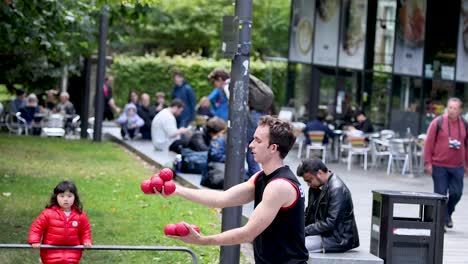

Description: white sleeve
[166,115,179,138]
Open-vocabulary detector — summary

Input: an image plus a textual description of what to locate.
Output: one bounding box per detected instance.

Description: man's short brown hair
[171,99,185,108]
[208,68,230,82]
[206,117,227,134]
[173,69,184,78]
[258,115,296,159]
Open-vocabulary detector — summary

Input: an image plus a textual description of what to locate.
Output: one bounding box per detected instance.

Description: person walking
[424,97,468,229]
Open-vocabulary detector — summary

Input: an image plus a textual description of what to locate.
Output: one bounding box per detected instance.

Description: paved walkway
[103,127,468,263]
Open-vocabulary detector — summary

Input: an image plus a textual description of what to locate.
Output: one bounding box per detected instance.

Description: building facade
[287,0,468,135]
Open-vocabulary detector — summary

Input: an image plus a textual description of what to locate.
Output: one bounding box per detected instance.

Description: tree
[0,0,97,91]
[107,0,290,58]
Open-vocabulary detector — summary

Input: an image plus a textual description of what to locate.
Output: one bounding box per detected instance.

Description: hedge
[110,55,287,109]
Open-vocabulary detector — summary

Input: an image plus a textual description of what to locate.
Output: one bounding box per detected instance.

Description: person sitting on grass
[200,117,227,189]
[297,158,359,253]
[117,103,144,140]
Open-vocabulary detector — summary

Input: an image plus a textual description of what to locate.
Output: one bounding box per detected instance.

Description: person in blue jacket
[207,68,230,121]
[171,70,196,128]
[304,112,335,145]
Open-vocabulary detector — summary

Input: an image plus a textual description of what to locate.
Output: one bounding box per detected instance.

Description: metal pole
[81,57,91,139]
[220,0,252,263]
[0,244,197,264]
[93,6,109,142]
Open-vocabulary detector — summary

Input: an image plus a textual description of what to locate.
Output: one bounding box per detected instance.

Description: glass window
[374,0,397,72]
[390,76,423,135]
[369,72,391,128]
[424,1,458,80]
[455,83,468,120]
[292,63,312,121]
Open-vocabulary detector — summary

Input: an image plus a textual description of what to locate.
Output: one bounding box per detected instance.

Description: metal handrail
[0,244,198,264]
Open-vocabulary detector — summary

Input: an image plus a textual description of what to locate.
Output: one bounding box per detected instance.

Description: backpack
[249,75,274,113]
[180,148,208,174]
[435,115,468,146]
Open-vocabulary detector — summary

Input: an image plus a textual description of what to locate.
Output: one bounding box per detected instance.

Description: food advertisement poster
[393,0,427,77]
[456,0,468,82]
[289,0,315,64]
[338,0,368,70]
[313,0,341,66]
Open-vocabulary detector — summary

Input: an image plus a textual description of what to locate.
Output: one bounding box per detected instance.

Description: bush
[110,55,287,109]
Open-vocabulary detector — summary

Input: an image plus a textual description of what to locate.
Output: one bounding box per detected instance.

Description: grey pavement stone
[308,250,383,264]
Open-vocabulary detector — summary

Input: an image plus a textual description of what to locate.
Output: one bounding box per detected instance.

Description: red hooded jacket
[28,205,92,264]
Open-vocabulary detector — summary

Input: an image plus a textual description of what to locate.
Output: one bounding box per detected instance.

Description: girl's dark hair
[46,181,83,213]
[128,90,138,103]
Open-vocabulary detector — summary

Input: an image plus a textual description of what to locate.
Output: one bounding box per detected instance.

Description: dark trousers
[432,165,464,223]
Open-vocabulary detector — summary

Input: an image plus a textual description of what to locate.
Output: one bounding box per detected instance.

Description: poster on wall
[393,0,427,77]
[338,0,368,70]
[456,0,468,82]
[288,0,315,64]
[313,0,341,66]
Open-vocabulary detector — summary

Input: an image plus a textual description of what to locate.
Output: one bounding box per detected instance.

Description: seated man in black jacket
[137,93,156,140]
[297,158,359,253]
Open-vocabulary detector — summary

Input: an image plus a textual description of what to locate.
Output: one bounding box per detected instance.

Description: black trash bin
[370,190,447,264]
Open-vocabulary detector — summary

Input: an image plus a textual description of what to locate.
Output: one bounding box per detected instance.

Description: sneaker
[446,217,453,228]
[123,135,130,140]
[133,133,142,140]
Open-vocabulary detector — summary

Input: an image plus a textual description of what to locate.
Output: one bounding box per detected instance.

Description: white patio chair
[305,131,327,162]
[370,138,390,168]
[347,136,370,171]
[387,139,411,175]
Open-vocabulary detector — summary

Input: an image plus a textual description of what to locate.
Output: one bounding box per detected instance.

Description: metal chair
[387,139,411,175]
[41,113,65,137]
[5,112,28,135]
[305,131,327,162]
[370,138,390,168]
[380,129,396,140]
[347,136,370,171]
[292,122,306,158]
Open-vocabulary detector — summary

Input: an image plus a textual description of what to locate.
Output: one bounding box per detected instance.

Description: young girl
[28,181,92,264]
[117,103,144,140]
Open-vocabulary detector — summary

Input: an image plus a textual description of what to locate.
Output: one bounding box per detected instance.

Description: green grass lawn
[0,135,222,264]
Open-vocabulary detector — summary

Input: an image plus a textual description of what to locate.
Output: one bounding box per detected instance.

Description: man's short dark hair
[354,111,366,118]
[297,158,329,177]
[258,115,296,159]
[316,111,326,122]
[173,69,184,78]
[206,117,227,134]
[208,68,230,82]
[16,89,25,96]
[171,99,185,108]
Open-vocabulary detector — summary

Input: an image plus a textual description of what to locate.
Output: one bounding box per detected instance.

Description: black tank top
[253,166,308,264]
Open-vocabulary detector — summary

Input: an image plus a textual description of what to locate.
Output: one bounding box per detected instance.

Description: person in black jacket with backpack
[297,158,359,253]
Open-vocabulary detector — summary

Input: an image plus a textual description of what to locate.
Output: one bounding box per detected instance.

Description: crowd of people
[7,88,77,135]
[110,68,270,188]
[23,97,468,263]
[26,116,360,264]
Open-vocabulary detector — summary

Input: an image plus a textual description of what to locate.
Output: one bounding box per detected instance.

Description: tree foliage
[0,0,291,92]
[108,0,291,58]
[110,54,287,108]
[0,0,97,91]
